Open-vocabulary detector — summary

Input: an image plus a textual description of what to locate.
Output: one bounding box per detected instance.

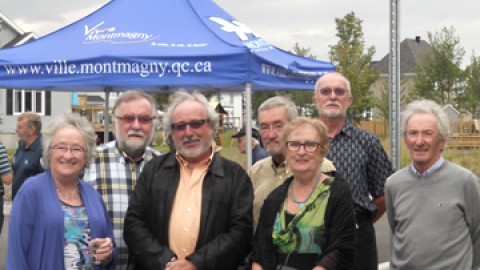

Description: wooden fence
[358,120,387,137]
[358,119,480,149]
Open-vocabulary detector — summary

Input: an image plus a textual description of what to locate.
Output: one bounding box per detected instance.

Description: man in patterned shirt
[0,142,12,235]
[313,72,394,270]
[84,90,160,270]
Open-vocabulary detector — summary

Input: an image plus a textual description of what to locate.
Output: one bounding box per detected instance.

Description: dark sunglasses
[318,87,347,96]
[171,119,208,131]
[116,115,156,124]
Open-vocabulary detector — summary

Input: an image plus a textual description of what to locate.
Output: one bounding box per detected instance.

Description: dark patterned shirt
[326,122,394,213]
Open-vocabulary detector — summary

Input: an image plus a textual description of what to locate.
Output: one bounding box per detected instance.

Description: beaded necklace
[53,179,80,201]
[289,173,322,210]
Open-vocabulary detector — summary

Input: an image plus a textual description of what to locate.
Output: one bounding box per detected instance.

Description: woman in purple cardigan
[7,112,117,270]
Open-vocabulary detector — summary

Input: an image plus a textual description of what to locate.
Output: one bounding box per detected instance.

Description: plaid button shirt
[327,122,394,214]
[84,141,160,270]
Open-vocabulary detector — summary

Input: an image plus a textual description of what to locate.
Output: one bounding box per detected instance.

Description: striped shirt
[0,143,12,195]
[84,141,160,270]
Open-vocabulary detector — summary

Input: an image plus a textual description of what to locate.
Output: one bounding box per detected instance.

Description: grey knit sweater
[385,160,480,269]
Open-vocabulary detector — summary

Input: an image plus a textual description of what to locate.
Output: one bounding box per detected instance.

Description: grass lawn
[155,133,480,177]
[6,131,479,177]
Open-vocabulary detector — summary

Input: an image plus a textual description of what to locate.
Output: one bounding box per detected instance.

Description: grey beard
[122,142,147,159]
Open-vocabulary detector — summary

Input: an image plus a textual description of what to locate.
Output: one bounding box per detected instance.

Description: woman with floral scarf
[251,117,356,270]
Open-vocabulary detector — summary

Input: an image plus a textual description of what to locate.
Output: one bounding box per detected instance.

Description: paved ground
[0,203,390,269]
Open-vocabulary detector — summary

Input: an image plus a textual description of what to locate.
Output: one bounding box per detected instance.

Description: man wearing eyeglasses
[313,72,394,270]
[124,91,253,270]
[249,96,336,229]
[84,90,160,270]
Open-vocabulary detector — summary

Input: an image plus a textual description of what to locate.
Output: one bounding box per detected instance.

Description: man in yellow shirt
[124,91,253,270]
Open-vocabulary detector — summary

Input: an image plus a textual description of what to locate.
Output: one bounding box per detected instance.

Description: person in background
[385,99,480,269]
[232,127,269,167]
[251,117,356,270]
[313,72,394,270]
[7,112,117,270]
[83,90,160,270]
[124,91,253,270]
[12,112,44,200]
[250,96,336,228]
[0,142,12,235]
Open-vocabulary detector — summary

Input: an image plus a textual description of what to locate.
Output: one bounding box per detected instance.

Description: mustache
[325,101,341,107]
[127,131,145,138]
[182,136,200,144]
[265,138,279,144]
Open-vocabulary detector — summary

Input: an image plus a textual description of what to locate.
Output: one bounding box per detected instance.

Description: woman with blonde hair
[251,117,355,270]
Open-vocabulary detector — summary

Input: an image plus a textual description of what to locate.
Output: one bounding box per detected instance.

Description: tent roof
[0,0,334,92]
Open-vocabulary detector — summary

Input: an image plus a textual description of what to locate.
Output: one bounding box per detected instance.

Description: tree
[328,11,379,122]
[292,42,316,59]
[411,26,465,105]
[373,78,409,133]
[457,54,480,118]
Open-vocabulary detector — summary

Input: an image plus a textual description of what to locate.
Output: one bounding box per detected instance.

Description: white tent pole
[245,83,252,172]
[104,87,111,143]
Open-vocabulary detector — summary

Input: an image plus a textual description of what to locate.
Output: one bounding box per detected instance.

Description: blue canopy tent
[0,0,335,169]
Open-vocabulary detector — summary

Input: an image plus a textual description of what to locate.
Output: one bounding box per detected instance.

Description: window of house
[7,89,51,116]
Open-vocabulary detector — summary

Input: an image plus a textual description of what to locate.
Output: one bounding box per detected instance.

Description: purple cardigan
[7,170,117,270]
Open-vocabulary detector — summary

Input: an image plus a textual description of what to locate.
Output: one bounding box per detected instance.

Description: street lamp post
[389,0,401,170]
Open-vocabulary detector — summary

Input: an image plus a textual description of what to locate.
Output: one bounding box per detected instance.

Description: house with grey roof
[368,36,433,120]
[0,12,72,149]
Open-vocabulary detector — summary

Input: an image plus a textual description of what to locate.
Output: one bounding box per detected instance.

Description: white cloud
[2,0,479,64]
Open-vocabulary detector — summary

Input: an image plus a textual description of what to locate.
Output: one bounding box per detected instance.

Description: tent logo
[83,21,160,45]
[209,17,259,41]
[209,17,272,51]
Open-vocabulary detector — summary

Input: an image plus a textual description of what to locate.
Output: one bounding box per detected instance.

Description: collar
[23,135,42,150]
[114,142,145,164]
[329,121,352,141]
[411,156,445,178]
[175,144,215,169]
[271,158,290,176]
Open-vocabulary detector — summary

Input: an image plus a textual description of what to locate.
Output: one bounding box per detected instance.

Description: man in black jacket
[124,91,253,270]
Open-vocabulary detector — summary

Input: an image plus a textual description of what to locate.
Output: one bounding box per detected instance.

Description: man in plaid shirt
[84,90,161,270]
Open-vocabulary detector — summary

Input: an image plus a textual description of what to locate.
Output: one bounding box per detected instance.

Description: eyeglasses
[285,141,323,152]
[50,145,85,156]
[171,119,208,131]
[405,129,436,140]
[259,123,284,133]
[116,115,156,124]
[318,87,347,97]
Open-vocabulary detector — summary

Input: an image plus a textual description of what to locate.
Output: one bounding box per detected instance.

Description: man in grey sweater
[385,99,480,270]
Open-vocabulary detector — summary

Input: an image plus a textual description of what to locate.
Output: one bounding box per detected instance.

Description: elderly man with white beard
[313,72,394,270]
[84,90,161,270]
[124,91,253,270]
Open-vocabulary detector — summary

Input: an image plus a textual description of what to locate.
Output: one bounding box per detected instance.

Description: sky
[2,0,480,65]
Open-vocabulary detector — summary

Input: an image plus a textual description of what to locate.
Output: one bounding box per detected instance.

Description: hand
[251,262,263,270]
[89,237,113,265]
[166,259,196,270]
